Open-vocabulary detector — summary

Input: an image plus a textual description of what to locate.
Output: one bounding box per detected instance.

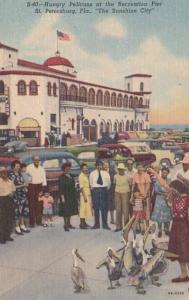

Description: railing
[60,94,87,102]
[135,104,149,109]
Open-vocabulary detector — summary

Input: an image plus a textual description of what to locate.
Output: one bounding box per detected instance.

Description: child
[38,189,54,227]
[131,184,147,235]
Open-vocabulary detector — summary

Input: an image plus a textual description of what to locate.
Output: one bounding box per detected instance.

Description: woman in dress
[151,167,172,237]
[149,167,189,283]
[9,160,30,235]
[0,166,15,243]
[78,163,92,229]
[59,162,78,231]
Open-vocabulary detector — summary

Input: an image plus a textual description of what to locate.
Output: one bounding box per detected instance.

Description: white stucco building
[0,42,151,146]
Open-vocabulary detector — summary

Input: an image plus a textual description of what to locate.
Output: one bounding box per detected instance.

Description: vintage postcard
[0,0,189,299]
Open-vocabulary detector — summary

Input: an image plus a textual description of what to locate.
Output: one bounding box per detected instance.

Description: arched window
[140,82,144,92]
[119,121,124,132]
[69,84,78,101]
[53,83,57,96]
[60,82,67,99]
[139,97,143,106]
[106,120,112,133]
[79,86,87,102]
[129,96,134,108]
[134,97,138,108]
[130,120,134,131]
[71,118,75,130]
[91,119,97,126]
[96,90,103,106]
[111,93,116,107]
[114,121,118,132]
[100,120,106,134]
[17,80,26,95]
[83,119,89,126]
[123,95,128,108]
[0,80,5,95]
[117,94,123,107]
[88,88,95,105]
[47,82,51,96]
[126,120,130,131]
[104,91,110,106]
[29,80,38,95]
[127,83,130,91]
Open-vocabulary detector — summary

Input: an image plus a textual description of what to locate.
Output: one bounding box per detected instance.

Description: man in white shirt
[27,156,47,227]
[89,160,111,230]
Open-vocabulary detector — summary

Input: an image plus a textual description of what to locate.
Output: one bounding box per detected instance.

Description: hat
[117,163,126,170]
[181,156,189,164]
[96,160,103,166]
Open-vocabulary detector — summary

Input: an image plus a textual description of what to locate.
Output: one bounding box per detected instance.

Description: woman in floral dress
[9,160,30,235]
[151,167,172,237]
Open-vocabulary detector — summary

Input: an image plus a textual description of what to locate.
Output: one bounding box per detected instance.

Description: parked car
[4,140,28,152]
[0,155,18,170]
[123,141,176,168]
[97,132,118,146]
[100,143,156,166]
[17,151,80,189]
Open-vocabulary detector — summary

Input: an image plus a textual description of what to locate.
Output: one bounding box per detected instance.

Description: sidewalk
[0,217,188,300]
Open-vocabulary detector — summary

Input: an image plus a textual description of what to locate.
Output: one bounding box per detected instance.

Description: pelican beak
[75,250,85,262]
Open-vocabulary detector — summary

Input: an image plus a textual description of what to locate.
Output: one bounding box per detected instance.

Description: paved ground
[0,214,189,300]
[0,163,188,300]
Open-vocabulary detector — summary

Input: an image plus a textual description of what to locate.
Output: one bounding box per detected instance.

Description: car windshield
[67,158,79,169]
[78,152,95,160]
[43,159,59,169]
[129,145,150,153]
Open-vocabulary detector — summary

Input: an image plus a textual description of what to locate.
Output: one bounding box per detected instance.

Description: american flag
[57,30,70,41]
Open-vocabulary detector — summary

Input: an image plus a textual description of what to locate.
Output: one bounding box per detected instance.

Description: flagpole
[56,31,59,54]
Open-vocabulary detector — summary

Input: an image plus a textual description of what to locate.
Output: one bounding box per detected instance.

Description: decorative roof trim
[0,42,18,52]
[0,70,152,96]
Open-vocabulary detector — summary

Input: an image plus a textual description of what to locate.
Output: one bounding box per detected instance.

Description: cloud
[20,16,189,125]
[94,17,127,38]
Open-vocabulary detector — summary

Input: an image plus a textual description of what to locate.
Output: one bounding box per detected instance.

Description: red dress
[168,191,189,263]
[132,196,146,220]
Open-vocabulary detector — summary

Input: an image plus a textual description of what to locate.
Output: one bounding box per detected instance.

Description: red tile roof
[0,42,18,52]
[125,74,152,79]
[43,56,74,68]
[17,59,76,78]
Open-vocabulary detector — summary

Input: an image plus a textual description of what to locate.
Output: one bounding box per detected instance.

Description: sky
[0,0,189,125]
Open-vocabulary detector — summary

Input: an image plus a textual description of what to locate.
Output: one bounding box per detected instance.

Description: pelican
[71,248,88,293]
[96,247,124,289]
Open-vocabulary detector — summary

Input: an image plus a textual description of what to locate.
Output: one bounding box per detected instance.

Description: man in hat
[175,156,189,186]
[89,160,111,229]
[114,163,131,232]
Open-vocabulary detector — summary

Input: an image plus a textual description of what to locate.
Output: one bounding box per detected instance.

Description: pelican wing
[71,266,86,289]
[152,240,169,251]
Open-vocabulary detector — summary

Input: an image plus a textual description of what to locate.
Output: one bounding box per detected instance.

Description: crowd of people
[0,155,189,282]
[44,131,71,147]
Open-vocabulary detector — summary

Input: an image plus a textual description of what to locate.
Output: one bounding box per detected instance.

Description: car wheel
[160,158,171,168]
